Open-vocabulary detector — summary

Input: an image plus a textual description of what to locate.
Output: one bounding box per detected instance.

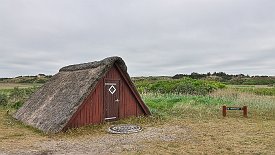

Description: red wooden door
[104,79,120,121]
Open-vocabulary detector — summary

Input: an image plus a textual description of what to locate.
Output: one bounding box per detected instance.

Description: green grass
[211,89,275,119]
[234,87,275,96]
[142,93,227,119]
[142,88,275,120]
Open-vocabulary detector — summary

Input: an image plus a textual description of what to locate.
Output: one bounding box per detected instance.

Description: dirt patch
[3,125,191,155]
[1,117,275,154]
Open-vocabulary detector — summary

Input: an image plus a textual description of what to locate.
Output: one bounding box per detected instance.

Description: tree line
[172,72,275,85]
[1,72,275,85]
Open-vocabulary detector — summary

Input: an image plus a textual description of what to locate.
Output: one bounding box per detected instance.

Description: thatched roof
[13,56,129,133]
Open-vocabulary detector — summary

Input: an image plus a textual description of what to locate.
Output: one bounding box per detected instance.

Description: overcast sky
[1,0,275,77]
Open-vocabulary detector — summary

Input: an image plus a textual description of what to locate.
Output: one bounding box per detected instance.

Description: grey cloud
[1,0,275,77]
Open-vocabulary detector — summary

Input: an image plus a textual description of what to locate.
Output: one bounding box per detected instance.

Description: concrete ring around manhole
[108,124,142,134]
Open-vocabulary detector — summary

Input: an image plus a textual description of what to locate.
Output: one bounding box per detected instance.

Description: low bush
[0,93,8,106]
[135,77,226,95]
[11,101,24,109]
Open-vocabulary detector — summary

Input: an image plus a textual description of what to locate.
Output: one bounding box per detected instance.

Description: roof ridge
[59,56,123,72]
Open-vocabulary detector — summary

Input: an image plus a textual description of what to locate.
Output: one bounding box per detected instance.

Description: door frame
[103,78,120,121]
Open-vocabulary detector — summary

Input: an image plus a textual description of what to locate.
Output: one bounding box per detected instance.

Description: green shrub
[6,86,39,109]
[9,87,25,103]
[11,101,24,109]
[135,77,226,95]
[0,93,8,106]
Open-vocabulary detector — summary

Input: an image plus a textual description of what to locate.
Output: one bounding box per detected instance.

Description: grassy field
[0,83,275,154]
[0,83,42,90]
[143,89,275,120]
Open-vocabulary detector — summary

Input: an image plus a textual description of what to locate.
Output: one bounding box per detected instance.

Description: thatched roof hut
[13,56,150,133]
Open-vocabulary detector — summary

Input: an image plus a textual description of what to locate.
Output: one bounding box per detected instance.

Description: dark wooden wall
[64,64,145,130]
[65,79,104,129]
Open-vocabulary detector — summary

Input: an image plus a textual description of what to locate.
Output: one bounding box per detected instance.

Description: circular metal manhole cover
[108,124,142,134]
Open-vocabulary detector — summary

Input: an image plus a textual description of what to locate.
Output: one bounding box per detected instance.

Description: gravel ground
[3,125,191,155]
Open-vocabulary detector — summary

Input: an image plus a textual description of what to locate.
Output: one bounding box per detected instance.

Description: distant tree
[190,72,206,79]
[172,74,185,79]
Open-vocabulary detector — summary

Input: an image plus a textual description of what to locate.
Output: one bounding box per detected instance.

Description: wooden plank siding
[64,64,145,130]
[64,79,104,129]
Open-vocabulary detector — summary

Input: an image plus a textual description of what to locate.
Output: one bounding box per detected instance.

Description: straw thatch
[13,56,128,133]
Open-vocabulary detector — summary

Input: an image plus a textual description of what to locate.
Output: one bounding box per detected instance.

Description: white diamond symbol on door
[108,85,116,94]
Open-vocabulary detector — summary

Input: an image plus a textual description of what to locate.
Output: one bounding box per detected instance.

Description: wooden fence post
[243,106,248,118]
[222,106,227,117]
